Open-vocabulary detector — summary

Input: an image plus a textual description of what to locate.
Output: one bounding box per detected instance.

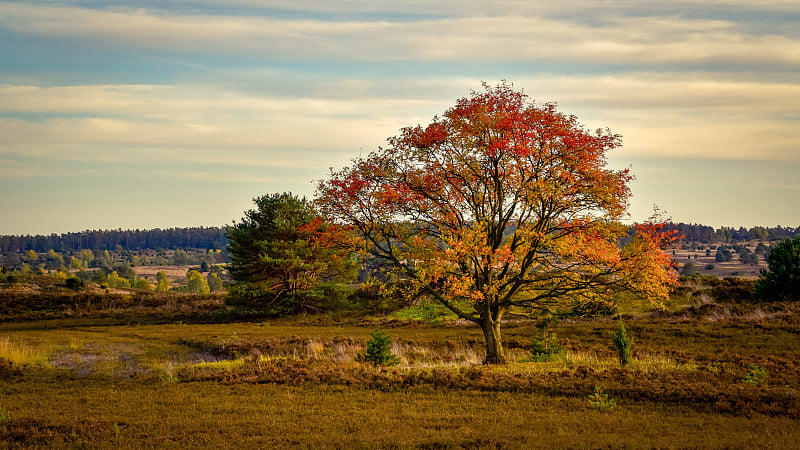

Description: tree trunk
[480,319,507,364]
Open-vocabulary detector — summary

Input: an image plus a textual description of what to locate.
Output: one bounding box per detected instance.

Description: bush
[64,276,86,291]
[587,386,617,412]
[611,320,632,366]
[744,364,769,385]
[356,330,400,367]
[680,262,698,277]
[2,273,21,284]
[715,247,733,262]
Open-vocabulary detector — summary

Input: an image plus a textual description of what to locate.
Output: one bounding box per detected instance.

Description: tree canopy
[316,82,678,364]
[226,193,358,315]
[757,237,800,301]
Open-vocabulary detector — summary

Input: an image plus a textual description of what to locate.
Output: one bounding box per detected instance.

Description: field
[132,265,202,287]
[672,241,765,278]
[1,283,799,448]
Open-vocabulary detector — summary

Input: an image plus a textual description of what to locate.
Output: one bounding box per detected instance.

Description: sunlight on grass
[498,351,699,375]
[0,336,50,367]
[193,358,246,371]
[630,354,699,372]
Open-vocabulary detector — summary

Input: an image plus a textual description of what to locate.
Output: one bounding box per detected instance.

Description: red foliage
[317,82,678,362]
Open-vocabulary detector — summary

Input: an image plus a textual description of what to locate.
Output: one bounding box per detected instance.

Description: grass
[0,336,50,367]
[1,286,800,447]
[1,377,799,448]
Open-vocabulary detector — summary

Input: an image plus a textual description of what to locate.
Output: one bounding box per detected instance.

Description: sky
[1,0,799,236]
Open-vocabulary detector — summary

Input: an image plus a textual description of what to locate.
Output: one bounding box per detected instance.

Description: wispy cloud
[2,74,797,165]
[1,0,799,232]
[2,2,798,67]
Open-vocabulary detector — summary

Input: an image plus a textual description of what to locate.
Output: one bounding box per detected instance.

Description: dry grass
[1,297,800,447]
[0,336,50,367]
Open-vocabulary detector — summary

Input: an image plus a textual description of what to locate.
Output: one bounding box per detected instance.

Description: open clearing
[2,300,799,448]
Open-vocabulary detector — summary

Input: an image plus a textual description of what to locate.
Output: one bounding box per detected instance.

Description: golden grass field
[1,282,799,448]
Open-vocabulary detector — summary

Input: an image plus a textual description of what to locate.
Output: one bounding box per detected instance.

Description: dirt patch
[49,343,150,378]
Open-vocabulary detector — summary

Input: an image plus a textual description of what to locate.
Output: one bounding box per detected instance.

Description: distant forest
[664,223,799,244]
[1,223,798,255]
[0,227,228,254]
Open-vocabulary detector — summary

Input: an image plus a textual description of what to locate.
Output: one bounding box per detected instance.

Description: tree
[156,271,169,292]
[715,246,733,262]
[79,249,94,267]
[172,249,193,265]
[187,270,210,294]
[749,226,769,242]
[69,256,85,270]
[356,330,401,367]
[24,250,38,266]
[207,272,224,293]
[680,262,698,277]
[316,82,678,364]
[226,193,358,314]
[738,247,758,265]
[106,271,131,289]
[756,237,800,301]
[611,320,633,366]
[131,276,152,290]
[44,249,65,270]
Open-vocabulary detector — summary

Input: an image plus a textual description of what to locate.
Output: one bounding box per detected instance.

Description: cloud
[2,2,798,67]
[1,71,798,169]
[0,83,441,166]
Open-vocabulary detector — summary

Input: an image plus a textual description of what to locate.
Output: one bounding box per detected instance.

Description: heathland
[1,272,799,448]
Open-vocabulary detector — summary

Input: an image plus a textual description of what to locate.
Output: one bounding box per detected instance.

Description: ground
[1,298,799,448]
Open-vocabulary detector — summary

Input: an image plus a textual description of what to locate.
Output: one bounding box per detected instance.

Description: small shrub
[159,372,179,384]
[529,317,564,362]
[680,262,698,277]
[743,364,769,385]
[0,405,8,423]
[587,386,616,412]
[356,330,400,367]
[611,320,633,366]
[65,276,87,291]
[3,273,20,284]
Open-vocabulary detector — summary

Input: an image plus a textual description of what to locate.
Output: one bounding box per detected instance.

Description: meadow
[1,279,799,448]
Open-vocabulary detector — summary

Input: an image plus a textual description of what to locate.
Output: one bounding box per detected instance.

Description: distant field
[671,242,765,278]
[133,265,196,286]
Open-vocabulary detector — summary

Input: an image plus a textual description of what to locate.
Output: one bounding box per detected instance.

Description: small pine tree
[356,330,401,367]
[756,237,800,301]
[612,320,633,366]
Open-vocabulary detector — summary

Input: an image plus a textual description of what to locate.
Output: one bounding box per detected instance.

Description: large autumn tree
[316,83,678,364]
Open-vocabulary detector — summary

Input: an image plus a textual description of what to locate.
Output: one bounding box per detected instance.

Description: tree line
[665,223,799,244]
[0,227,228,253]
